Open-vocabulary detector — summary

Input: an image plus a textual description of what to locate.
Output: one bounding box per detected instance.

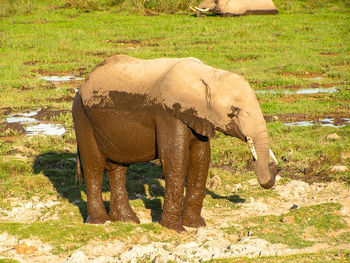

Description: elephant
[72,54,277,232]
[192,0,278,16]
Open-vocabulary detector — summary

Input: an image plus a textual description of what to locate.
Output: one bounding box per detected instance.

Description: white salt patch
[40,76,84,82]
[25,123,66,136]
[6,110,40,123]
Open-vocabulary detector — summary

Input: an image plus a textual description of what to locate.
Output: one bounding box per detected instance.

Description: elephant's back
[79,55,181,108]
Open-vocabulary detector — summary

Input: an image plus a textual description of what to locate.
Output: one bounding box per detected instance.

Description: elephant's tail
[75,147,84,185]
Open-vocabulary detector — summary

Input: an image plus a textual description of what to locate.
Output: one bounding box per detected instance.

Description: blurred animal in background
[191,0,278,16]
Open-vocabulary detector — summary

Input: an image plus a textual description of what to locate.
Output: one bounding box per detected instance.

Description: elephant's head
[153,59,276,189]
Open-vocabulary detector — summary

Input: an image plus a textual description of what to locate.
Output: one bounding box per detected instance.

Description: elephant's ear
[164,102,215,137]
[153,59,216,137]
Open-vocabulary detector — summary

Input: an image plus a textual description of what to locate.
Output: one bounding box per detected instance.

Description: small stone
[15,242,37,255]
[331,166,349,173]
[303,167,313,175]
[272,115,279,121]
[231,183,242,192]
[207,175,221,189]
[341,152,350,160]
[290,204,299,210]
[325,133,340,140]
[281,216,295,224]
[66,251,86,263]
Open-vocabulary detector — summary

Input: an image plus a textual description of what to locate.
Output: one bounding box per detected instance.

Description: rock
[14,242,37,255]
[325,133,340,140]
[290,204,299,210]
[331,166,349,173]
[341,152,350,160]
[66,251,87,263]
[281,216,295,224]
[120,244,167,263]
[231,183,242,192]
[277,180,309,199]
[207,175,221,189]
[303,167,313,175]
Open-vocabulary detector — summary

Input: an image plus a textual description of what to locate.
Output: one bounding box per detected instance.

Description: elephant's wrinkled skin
[72,55,275,232]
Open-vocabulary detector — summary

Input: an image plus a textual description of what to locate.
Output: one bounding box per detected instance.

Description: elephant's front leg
[182,138,210,228]
[156,117,190,232]
[106,163,140,224]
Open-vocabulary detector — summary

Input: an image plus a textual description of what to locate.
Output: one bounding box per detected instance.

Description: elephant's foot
[181,214,206,228]
[86,214,111,224]
[110,207,140,224]
[160,217,186,233]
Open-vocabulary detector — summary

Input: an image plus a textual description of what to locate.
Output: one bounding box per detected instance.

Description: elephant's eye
[228,106,241,118]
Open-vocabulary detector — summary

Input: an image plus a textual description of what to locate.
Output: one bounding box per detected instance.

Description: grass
[0,0,350,261]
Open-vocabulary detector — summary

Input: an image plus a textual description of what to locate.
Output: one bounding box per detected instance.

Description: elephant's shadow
[33,152,245,224]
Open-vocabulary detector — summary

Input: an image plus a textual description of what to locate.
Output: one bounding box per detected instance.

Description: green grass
[0,0,349,260]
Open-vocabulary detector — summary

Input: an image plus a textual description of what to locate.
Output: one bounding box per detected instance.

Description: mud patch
[320,52,339,57]
[103,39,142,45]
[35,109,69,121]
[102,38,165,49]
[0,122,26,136]
[265,113,350,127]
[228,55,258,63]
[33,67,87,78]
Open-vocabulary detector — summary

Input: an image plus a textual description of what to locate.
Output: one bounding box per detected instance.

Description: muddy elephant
[72,55,276,232]
[192,0,278,16]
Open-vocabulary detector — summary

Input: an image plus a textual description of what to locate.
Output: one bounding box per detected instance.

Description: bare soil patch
[84,51,110,57]
[32,67,87,77]
[23,61,42,66]
[103,39,142,45]
[228,56,258,63]
[0,107,13,116]
[319,52,339,57]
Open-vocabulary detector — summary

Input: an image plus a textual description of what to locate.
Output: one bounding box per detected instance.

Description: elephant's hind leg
[182,139,210,228]
[106,163,140,224]
[72,94,110,224]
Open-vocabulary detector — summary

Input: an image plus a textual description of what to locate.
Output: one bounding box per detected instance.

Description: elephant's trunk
[253,130,275,189]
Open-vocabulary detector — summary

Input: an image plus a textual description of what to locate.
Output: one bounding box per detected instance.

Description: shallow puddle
[284,118,350,128]
[26,123,66,136]
[6,110,39,124]
[255,87,337,95]
[40,76,84,82]
[4,110,66,136]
